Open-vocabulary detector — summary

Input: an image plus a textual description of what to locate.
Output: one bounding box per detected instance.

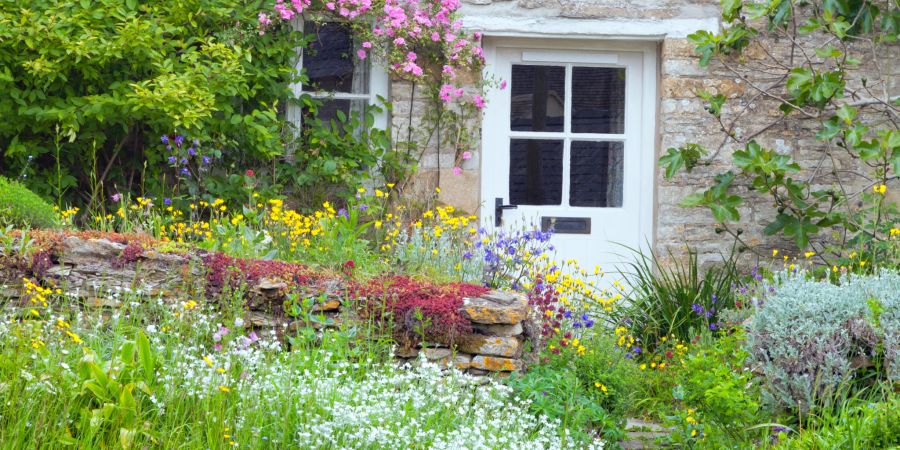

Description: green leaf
[136,331,154,380]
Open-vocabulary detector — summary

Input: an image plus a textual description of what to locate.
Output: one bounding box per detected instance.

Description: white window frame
[286,18,389,132]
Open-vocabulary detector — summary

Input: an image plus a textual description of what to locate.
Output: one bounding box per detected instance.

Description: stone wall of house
[657,35,900,264]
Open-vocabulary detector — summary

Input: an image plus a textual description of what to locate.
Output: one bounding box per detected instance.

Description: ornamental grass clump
[747,269,900,412]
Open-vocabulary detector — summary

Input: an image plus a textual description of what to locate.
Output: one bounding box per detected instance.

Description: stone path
[620,418,670,449]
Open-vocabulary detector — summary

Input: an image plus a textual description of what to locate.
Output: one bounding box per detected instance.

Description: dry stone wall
[0,235,534,376]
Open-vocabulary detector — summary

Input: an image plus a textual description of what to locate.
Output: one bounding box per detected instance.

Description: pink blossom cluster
[260,0,490,110]
[274,0,311,20]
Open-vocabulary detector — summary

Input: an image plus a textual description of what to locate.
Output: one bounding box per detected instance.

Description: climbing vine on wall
[660,0,899,269]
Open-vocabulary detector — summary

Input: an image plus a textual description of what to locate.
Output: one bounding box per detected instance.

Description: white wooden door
[481,42,655,275]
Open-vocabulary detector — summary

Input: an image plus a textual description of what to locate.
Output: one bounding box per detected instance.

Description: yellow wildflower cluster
[22,277,56,308]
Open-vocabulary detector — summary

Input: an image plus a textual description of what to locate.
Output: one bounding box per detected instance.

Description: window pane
[304,22,368,94]
[572,67,625,134]
[509,139,563,205]
[302,99,368,131]
[510,65,565,132]
[570,141,624,207]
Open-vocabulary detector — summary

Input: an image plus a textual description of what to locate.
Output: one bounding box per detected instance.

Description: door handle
[494,197,518,226]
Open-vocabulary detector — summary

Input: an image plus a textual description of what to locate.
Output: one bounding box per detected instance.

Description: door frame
[479,37,658,254]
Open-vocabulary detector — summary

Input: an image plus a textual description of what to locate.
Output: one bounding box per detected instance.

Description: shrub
[0,176,59,229]
[615,245,741,350]
[747,270,900,412]
[672,331,762,443]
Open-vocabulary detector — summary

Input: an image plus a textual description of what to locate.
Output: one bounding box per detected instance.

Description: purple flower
[691,303,706,316]
[337,208,349,219]
[202,156,211,165]
[584,319,594,328]
[711,294,718,303]
[187,147,196,156]
[161,135,169,144]
[563,310,572,319]
[167,156,177,165]
[357,204,369,211]
[709,323,718,331]
[163,197,172,206]
[180,157,188,165]
[174,135,185,146]
[463,252,473,259]
[111,193,122,202]
[632,346,642,354]
[180,167,189,176]
[193,139,200,146]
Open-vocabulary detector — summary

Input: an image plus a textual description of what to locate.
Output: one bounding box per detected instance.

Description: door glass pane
[510,65,565,132]
[570,141,624,207]
[304,22,369,94]
[509,139,563,205]
[572,67,625,134]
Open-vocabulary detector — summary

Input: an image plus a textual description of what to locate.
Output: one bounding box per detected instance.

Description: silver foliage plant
[747,270,900,411]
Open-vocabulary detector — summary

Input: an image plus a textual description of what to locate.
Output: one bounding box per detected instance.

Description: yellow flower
[183,300,198,310]
[66,331,83,345]
[216,368,226,374]
[374,220,383,229]
[874,184,887,195]
[435,187,441,193]
[204,356,214,367]
[639,364,647,370]
[804,251,815,258]
[691,429,698,437]
[772,249,778,257]
[218,385,231,393]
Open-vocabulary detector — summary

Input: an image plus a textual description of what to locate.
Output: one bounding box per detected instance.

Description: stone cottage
[291,1,899,271]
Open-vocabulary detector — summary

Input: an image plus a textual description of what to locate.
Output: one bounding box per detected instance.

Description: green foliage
[747,270,900,412]
[0,176,59,229]
[614,245,741,349]
[671,331,763,444]
[279,99,411,204]
[775,392,900,449]
[664,0,900,259]
[506,362,622,444]
[0,0,302,205]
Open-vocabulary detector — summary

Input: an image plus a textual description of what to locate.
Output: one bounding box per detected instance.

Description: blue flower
[581,313,589,321]
[202,156,211,165]
[632,346,642,354]
[167,156,177,165]
[463,252,473,260]
[174,135,185,146]
[160,135,169,144]
[163,197,172,206]
[358,204,369,211]
[187,147,196,156]
[563,310,572,319]
[584,319,594,328]
[709,323,718,331]
[180,167,189,175]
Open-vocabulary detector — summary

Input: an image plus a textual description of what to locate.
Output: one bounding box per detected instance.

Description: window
[287,21,388,130]
[508,63,626,208]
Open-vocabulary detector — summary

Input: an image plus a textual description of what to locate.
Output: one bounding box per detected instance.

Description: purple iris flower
[337,208,349,219]
[163,197,172,206]
[709,323,718,331]
[358,204,369,211]
[180,167,189,175]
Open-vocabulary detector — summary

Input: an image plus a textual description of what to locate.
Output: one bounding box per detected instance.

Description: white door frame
[479,37,658,260]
